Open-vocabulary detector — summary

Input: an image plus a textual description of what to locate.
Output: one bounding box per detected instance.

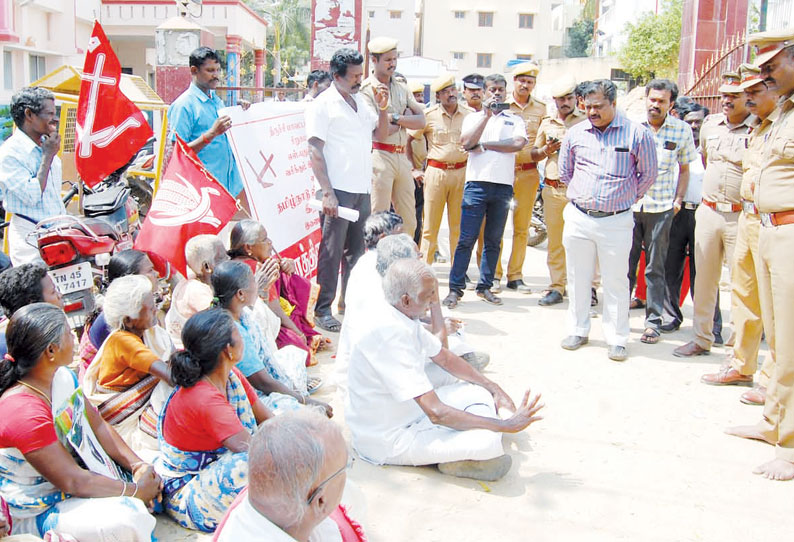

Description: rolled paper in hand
[308,199,360,222]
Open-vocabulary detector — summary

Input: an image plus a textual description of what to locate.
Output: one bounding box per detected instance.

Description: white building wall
[364,0,415,57]
[420,0,555,77]
[593,0,658,57]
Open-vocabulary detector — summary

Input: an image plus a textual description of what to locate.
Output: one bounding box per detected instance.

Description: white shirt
[684,149,705,204]
[215,495,341,542]
[346,301,441,464]
[305,84,378,194]
[462,110,528,186]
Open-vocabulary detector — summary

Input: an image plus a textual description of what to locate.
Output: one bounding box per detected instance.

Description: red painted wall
[678,0,749,92]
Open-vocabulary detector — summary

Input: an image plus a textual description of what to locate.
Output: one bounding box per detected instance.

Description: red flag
[134,136,238,276]
[75,21,153,187]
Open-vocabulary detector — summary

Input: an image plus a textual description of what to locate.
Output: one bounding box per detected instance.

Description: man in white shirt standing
[347,259,543,481]
[306,48,390,332]
[442,74,528,308]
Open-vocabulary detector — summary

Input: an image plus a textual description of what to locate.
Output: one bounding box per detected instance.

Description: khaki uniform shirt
[508,94,547,164]
[700,113,753,204]
[410,136,427,169]
[360,76,421,147]
[755,94,794,213]
[741,116,773,202]
[534,109,586,181]
[408,103,471,164]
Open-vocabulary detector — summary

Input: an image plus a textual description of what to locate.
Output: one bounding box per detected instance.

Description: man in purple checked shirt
[558,80,657,362]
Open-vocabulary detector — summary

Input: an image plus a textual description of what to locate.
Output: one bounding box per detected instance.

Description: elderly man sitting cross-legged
[346,259,544,481]
[214,409,364,542]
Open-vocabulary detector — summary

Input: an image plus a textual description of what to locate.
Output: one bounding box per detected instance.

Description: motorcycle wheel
[527,191,547,247]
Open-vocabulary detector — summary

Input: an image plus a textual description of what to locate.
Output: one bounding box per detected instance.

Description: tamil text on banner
[76,21,153,187]
[310,0,363,70]
[221,102,321,278]
[134,136,237,277]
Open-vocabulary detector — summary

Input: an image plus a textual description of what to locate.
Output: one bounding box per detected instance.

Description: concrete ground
[156,220,793,542]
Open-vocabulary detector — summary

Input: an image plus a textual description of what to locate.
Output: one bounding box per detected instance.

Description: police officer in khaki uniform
[408,74,472,267]
[532,76,585,306]
[493,61,547,293]
[360,36,426,238]
[727,28,794,481]
[407,81,429,245]
[702,65,777,403]
[674,71,753,358]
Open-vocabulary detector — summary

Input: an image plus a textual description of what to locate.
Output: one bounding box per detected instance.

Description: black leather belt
[572,202,630,218]
[683,202,699,211]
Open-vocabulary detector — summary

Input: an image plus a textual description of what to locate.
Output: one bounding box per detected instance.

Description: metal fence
[215,86,307,106]
[684,32,749,114]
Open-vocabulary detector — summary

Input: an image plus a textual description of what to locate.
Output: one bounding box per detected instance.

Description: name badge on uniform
[615,147,629,153]
[663,140,677,150]
[504,121,514,126]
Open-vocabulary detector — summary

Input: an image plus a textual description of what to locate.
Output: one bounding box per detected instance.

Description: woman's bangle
[378,104,389,111]
[120,481,128,497]
[131,483,139,499]
[202,133,211,144]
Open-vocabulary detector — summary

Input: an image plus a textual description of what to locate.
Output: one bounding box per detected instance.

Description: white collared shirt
[462,110,528,186]
[346,301,440,464]
[305,84,378,194]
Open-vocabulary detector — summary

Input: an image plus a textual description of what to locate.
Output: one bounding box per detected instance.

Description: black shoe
[477,289,503,305]
[713,332,724,345]
[660,321,680,333]
[590,288,598,307]
[539,290,563,306]
[506,279,532,294]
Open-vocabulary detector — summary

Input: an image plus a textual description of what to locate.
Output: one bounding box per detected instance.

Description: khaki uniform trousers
[692,205,738,349]
[492,168,540,281]
[730,211,774,386]
[420,166,465,265]
[371,149,417,237]
[755,223,794,461]
[543,183,569,293]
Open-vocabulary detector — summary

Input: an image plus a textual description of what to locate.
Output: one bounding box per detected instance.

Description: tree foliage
[566,19,594,58]
[245,0,311,85]
[618,0,682,82]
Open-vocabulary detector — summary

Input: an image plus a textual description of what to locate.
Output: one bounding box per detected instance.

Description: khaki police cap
[367,36,398,55]
[512,61,540,78]
[550,75,577,98]
[739,63,764,90]
[748,27,794,67]
[431,73,455,93]
[462,73,485,89]
[409,81,425,94]
[718,70,742,93]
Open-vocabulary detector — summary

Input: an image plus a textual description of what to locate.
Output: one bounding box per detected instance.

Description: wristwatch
[390,113,401,125]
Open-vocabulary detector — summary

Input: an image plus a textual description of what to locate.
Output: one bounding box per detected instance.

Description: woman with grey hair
[82,275,174,453]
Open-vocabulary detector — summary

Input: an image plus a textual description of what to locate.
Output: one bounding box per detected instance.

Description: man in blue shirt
[0,87,67,265]
[167,47,244,197]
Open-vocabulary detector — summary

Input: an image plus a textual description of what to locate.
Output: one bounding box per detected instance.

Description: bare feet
[753,458,794,481]
[724,424,774,444]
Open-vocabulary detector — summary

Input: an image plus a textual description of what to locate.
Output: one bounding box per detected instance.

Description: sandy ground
[156,220,793,542]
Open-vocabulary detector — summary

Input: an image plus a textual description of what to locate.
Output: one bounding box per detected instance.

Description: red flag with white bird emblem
[75,21,153,187]
[134,136,238,276]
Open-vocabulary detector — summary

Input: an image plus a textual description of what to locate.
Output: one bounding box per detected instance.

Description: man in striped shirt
[559,79,657,361]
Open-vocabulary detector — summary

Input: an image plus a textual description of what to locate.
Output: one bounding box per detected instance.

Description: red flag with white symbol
[134,136,238,276]
[75,21,153,187]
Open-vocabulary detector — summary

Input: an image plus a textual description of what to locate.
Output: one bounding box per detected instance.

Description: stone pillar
[225,35,242,106]
[154,16,212,104]
[254,48,265,102]
[0,0,19,43]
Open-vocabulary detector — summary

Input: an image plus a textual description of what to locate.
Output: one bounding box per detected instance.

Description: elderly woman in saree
[156,308,272,532]
[228,220,331,367]
[164,235,228,348]
[211,261,332,417]
[78,249,163,380]
[82,275,174,458]
[0,304,161,541]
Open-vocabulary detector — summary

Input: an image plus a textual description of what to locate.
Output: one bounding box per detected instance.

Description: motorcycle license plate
[49,262,93,295]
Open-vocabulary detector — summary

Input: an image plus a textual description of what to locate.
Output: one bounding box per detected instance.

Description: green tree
[246,0,311,85]
[618,0,683,82]
[566,19,594,58]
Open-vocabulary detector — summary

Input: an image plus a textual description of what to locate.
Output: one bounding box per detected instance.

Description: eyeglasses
[306,455,354,506]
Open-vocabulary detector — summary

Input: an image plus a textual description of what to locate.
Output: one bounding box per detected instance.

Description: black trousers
[628,209,673,331]
[314,189,371,316]
[663,205,722,333]
[414,181,424,246]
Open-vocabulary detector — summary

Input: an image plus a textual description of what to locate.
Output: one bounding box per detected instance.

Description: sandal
[640,328,660,344]
[315,314,342,332]
[630,297,645,310]
[307,376,323,394]
[311,335,333,352]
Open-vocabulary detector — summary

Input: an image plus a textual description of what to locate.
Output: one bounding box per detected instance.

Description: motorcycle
[527,184,547,247]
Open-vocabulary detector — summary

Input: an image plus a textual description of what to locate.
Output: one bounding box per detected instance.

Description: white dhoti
[384,383,504,466]
[8,215,43,266]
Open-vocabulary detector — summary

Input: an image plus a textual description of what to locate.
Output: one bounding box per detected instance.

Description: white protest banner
[221,102,321,278]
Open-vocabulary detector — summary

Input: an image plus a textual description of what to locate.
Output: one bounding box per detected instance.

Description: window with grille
[29,54,45,82]
[3,51,12,90]
[389,10,402,19]
[478,12,493,27]
[454,11,465,19]
[452,52,465,60]
[476,53,492,68]
[519,14,534,29]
